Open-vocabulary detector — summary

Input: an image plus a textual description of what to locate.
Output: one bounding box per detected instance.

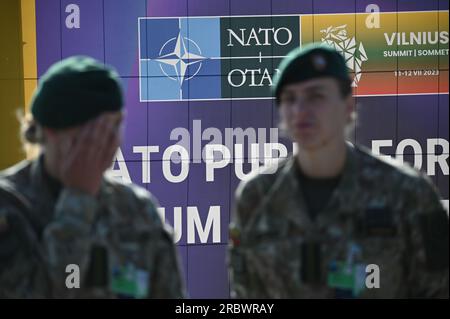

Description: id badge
[110,263,149,299]
[327,261,366,298]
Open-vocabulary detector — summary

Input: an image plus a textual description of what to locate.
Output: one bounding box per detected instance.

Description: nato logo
[138,15,300,102]
[139,17,221,101]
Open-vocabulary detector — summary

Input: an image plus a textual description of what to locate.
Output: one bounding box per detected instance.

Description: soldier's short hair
[337,77,352,98]
[17,111,44,158]
[21,116,44,144]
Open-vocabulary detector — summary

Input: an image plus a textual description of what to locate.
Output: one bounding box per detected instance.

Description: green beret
[31,56,123,129]
[273,43,351,103]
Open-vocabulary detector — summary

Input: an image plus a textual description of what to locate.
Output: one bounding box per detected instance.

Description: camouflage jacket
[0,155,185,298]
[229,144,449,298]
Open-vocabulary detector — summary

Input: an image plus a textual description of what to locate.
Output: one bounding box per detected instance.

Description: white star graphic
[156,31,206,85]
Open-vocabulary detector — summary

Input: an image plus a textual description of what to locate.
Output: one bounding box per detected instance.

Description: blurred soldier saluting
[0,56,185,298]
[229,44,449,298]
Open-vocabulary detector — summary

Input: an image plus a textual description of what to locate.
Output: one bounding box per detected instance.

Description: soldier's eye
[280,94,297,106]
[308,93,324,103]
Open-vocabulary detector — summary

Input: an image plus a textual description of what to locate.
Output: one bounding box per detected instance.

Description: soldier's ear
[42,127,58,141]
[344,94,355,121]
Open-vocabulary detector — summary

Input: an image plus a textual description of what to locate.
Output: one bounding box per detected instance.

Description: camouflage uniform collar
[98,172,117,198]
[30,153,45,183]
[30,153,59,200]
[335,142,359,196]
[245,143,360,234]
[321,142,360,216]
[282,142,358,199]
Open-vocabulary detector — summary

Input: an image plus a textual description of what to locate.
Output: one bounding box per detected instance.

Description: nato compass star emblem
[155,31,207,86]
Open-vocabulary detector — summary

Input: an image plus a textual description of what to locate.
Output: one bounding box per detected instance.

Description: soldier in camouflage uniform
[0,56,185,298]
[229,44,449,298]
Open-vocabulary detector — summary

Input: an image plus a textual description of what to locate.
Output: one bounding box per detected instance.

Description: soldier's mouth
[295,122,316,131]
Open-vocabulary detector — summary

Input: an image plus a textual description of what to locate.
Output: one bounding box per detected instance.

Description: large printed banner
[139,11,448,101]
[32,0,449,298]
[302,11,449,95]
